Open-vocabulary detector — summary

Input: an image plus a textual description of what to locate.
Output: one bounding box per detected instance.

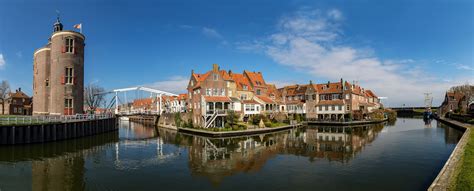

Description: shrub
[264,122,272,127]
[174,113,182,127]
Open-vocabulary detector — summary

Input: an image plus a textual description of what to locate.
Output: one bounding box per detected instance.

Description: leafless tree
[0,80,11,115]
[449,82,474,110]
[84,84,106,114]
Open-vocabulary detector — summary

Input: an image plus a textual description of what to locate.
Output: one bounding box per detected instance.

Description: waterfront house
[0,88,33,115]
[439,91,468,116]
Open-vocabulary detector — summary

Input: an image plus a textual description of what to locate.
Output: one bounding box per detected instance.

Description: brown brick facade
[33,20,85,115]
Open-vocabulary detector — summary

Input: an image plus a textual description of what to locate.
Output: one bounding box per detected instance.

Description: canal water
[0,118,463,191]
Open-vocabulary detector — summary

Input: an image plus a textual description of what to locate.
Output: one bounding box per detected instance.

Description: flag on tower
[73,23,82,33]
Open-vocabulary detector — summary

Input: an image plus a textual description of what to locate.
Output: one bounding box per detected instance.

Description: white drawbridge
[103,86,177,115]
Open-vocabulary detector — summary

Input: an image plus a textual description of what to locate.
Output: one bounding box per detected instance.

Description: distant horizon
[1,0,472,107]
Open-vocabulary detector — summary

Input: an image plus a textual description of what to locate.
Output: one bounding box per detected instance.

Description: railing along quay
[0,113,115,125]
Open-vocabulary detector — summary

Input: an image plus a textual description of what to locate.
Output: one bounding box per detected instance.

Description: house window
[213,74,218,81]
[206,88,211,96]
[65,67,74,84]
[338,105,342,111]
[221,89,225,96]
[346,105,350,111]
[305,95,309,100]
[243,85,248,90]
[65,98,73,109]
[325,105,328,111]
[332,105,335,110]
[45,79,49,87]
[65,38,74,53]
[256,89,261,95]
[241,94,247,100]
[312,94,316,100]
[213,88,218,96]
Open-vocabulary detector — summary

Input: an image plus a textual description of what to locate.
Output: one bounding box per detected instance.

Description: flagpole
[80,23,82,34]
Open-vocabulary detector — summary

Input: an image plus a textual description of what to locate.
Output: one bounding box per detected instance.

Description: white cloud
[327,9,343,20]
[0,54,5,69]
[240,8,471,106]
[456,64,474,71]
[202,27,223,39]
[143,76,188,94]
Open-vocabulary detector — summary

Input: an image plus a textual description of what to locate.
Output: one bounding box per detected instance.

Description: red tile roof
[133,98,154,107]
[244,70,266,87]
[204,96,232,102]
[230,73,253,91]
[316,82,343,94]
[256,96,275,104]
[178,93,187,100]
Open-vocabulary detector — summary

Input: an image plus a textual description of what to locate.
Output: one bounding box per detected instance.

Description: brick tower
[33,17,85,115]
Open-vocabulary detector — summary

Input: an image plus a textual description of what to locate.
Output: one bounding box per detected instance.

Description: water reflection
[160,124,384,184]
[0,132,118,191]
[0,119,465,191]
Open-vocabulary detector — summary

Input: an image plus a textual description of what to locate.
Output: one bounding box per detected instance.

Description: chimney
[212,64,219,72]
[309,80,313,85]
[191,69,194,75]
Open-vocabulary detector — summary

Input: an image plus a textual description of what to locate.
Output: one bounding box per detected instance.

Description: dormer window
[243,85,248,90]
[213,74,218,81]
[256,89,261,95]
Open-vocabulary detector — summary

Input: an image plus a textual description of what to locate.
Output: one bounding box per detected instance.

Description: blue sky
[0,0,472,106]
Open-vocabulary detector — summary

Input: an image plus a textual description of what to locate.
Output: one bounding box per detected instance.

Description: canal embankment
[429,117,473,191]
[177,123,302,137]
[0,114,117,145]
[306,118,388,126]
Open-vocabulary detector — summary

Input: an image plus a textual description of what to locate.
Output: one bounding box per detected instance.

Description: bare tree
[0,80,10,115]
[84,84,106,114]
[449,83,474,111]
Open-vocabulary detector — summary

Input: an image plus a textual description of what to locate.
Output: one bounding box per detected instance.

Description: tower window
[65,38,74,53]
[45,79,49,87]
[65,98,73,115]
[65,67,74,84]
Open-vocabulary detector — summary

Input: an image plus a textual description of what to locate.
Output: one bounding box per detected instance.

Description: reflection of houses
[0,88,33,115]
[184,124,383,184]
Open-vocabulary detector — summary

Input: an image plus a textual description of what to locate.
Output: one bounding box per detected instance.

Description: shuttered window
[65,67,74,84]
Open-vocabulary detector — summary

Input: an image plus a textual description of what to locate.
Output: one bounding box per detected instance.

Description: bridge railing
[0,113,115,125]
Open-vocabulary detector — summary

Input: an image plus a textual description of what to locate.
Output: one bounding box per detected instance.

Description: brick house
[0,88,33,115]
[439,92,468,116]
[187,64,277,128]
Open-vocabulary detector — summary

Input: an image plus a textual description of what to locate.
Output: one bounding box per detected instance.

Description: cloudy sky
[0,0,472,107]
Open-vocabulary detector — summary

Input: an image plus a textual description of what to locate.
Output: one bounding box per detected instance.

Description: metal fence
[0,113,115,125]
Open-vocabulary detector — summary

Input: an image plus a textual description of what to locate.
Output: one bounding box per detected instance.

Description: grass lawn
[454,131,474,190]
[267,122,289,127]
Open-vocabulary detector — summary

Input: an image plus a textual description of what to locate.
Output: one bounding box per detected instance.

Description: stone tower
[33,17,85,115]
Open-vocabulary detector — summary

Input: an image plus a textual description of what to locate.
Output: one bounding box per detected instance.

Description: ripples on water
[0,118,463,191]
